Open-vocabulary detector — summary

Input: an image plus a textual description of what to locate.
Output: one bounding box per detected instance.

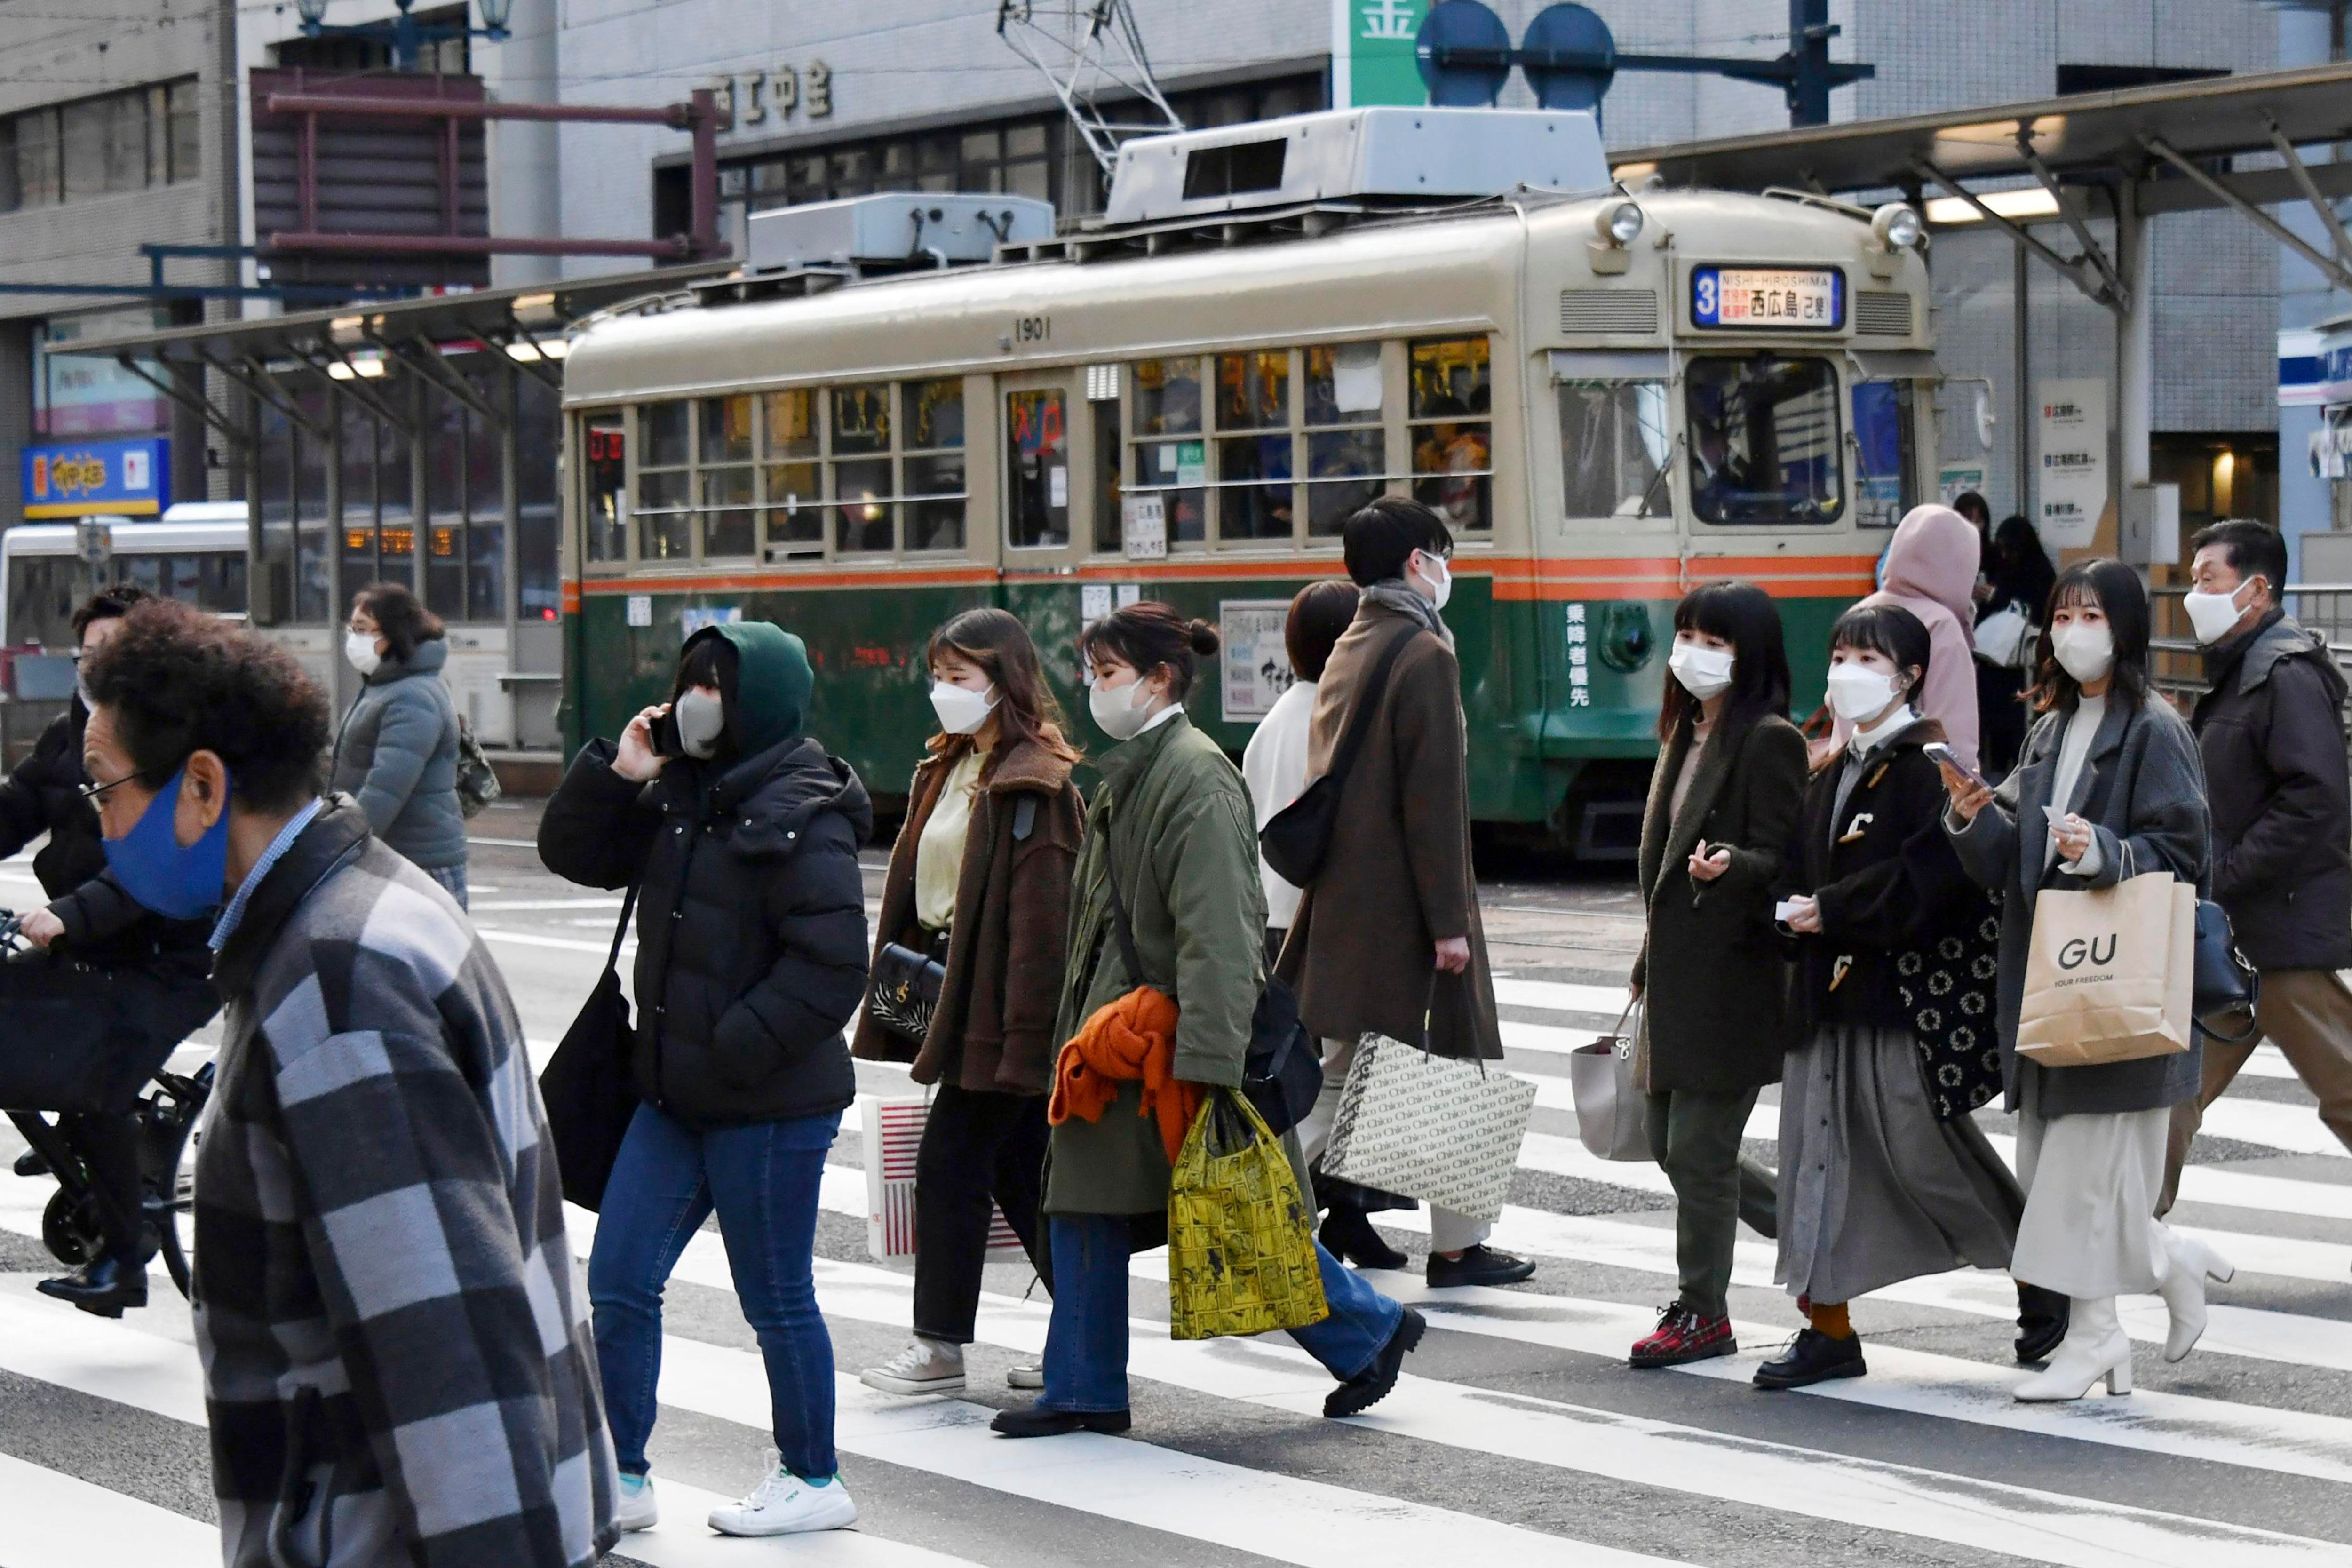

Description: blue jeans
[1038,1213,1403,1412]
[588,1101,841,1478]
[425,860,468,909]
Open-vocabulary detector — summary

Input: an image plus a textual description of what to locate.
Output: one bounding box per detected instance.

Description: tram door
[998,366,1117,582]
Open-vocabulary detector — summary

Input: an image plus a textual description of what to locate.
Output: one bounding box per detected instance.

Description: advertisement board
[21,437,169,519]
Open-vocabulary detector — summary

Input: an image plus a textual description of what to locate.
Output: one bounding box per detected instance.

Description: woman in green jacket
[990,602,1425,1439]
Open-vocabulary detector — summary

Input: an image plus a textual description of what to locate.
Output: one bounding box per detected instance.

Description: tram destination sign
[1690,266,1844,332]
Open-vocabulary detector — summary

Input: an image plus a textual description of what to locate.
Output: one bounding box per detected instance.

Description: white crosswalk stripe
[7,981,2352,1563]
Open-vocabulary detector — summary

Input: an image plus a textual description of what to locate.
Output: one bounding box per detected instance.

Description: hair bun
[1185,619,1222,657]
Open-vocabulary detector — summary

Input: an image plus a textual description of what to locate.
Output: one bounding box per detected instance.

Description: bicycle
[0,910,210,1302]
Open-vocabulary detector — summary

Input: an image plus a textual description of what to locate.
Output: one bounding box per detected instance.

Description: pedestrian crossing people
[83,598,618,1568]
[1763,603,2042,1390]
[993,601,1424,1437]
[1278,500,1534,1288]
[1943,558,2234,1401]
[2161,520,2352,1208]
[1628,581,1808,1368]
[854,608,1084,1399]
[539,621,870,1535]
[331,582,469,907]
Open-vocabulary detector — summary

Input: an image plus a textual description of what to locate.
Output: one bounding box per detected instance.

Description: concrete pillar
[486,0,562,288]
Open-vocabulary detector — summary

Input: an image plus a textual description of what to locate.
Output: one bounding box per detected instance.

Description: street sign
[1334,0,1432,108]
[2035,378,2108,550]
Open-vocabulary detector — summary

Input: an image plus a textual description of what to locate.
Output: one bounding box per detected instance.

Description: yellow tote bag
[2016,869,2196,1068]
[1167,1090,1329,1341]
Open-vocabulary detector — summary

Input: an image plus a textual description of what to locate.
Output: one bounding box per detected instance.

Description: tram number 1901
[1013,315,1051,345]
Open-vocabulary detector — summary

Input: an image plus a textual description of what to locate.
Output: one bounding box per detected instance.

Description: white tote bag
[1569,1000,1650,1161]
[1320,1033,1538,1222]
[860,1096,1028,1263]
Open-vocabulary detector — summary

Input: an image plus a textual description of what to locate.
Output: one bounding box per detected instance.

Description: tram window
[580,419,621,582]
[636,400,693,561]
[1093,399,1123,554]
[831,383,896,552]
[1558,381,1670,520]
[6,557,76,648]
[761,390,822,559]
[641,400,689,468]
[1685,356,1844,525]
[903,378,966,553]
[1128,357,1206,546]
[1004,388,1070,549]
[1305,342,1384,537]
[1850,380,1916,529]
[1213,351,1291,541]
[1408,337,1493,532]
[698,394,756,558]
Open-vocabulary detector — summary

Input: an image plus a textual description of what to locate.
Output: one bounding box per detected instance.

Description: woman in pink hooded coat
[1843,505,1983,769]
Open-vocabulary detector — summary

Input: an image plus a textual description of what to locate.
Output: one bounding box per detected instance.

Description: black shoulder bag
[1258,624,1422,887]
[1098,841,1322,1137]
[538,885,641,1211]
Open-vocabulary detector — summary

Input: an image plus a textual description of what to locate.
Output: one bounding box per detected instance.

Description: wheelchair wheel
[155,1151,193,1300]
[41,1186,99,1269]
[141,1062,208,1301]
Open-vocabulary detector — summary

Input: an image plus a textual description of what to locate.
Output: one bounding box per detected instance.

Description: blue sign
[22,436,168,519]
[1691,266,1844,332]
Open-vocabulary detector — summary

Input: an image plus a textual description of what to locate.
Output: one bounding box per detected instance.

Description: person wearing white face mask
[2159,521,2352,1213]
[1758,605,2039,1391]
[328,582,467,904]
[1943,558,2224,1401]
[855,609,1083,1401]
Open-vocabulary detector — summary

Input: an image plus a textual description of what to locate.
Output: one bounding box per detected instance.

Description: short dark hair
[1076,600,1220,700]
[71,583,150,641]
[1952,490,1991,528]
[1285,580,1359,682]
[1658,581,1792,741]
[2030,557,2151,713]
[2190,519,2288,598]
[81,599,330,814]
[1829,602,1932,694]
[353,581,445,663]
[1342,495,1453,587]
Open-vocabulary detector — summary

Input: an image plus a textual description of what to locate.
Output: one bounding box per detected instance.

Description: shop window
[1408,337,1492,533]
[294,386,332,624]
[1128,356,1206,546]
[516,373,561,621]
[462,358,507,624]
[636,400,692,560]
[1304,342,1384,536]
[337,393,380,608]
[1558,381,1670,521]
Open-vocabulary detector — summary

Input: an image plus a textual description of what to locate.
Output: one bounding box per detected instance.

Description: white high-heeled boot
[2155,1228,2235,1363]
[2013,1296,2132,1401]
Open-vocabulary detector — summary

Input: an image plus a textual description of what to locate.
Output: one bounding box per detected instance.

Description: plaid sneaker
[1629,1301,1737,1368]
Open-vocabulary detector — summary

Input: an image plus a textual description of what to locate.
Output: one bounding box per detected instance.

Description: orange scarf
[1048,986,1195,1165]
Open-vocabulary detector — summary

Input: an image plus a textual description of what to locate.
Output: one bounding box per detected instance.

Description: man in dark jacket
[0,583,219,1315]
[1279,496,1535,1289]
[2162,520,2352,1210]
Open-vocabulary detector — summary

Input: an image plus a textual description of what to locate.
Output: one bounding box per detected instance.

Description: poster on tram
[1220,599,1294,722]
[2035,378,2108,549]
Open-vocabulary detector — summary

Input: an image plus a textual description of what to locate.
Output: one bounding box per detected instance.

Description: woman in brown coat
[853,608,1083,1398]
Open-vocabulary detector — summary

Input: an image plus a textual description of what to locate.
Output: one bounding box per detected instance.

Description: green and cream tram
[559,108,1938,852]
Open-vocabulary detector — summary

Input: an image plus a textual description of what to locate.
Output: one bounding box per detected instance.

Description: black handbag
[2192,897,2261,1044]
[1100,845,1322,1137]
[868,931,948,1047]
[1257,624,1421,888]
[538,885,640,1212]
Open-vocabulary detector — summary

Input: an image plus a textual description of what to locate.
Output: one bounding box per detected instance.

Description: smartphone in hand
[650,708,685,758]
[1922,741,1987,796]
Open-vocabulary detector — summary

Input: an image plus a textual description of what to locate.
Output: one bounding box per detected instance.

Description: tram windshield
[1684,355,1844,525]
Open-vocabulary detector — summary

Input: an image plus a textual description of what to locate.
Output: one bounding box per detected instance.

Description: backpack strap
[1321,622,1422,799]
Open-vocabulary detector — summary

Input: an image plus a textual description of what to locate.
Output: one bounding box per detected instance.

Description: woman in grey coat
[332,581,469,905]
[1944,558,2232,1402]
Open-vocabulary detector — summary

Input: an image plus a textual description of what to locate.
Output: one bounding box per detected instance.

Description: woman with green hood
[539,621,874,1539]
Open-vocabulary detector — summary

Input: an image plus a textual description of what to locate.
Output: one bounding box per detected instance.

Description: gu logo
[2058,934,2117,970]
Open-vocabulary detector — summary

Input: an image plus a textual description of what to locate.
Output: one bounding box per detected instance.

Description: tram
[559,108,1940,852]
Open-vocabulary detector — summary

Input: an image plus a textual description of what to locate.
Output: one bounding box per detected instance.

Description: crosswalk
[6,973,2352,1564]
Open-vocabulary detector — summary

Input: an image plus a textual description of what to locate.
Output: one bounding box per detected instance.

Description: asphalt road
[2,796,2351,1568]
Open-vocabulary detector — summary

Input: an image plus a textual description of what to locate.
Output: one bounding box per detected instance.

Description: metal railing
[2146,584,2352,728]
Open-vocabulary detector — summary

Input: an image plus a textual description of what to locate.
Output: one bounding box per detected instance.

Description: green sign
[1334,0,1431,108]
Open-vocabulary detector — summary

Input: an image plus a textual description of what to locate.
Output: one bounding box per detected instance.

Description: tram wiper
[1634,433,1682,520]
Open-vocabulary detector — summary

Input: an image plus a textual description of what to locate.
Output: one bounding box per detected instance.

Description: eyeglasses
[78,769,160,805]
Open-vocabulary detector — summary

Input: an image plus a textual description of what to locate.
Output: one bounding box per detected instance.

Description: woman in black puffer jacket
[538,620,870,1540]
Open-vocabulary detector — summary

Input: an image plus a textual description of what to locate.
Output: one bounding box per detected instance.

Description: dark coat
[2191,611,2351,971]
[1776,718,1980,1029]
[1279,599,1502,1061]
[1948,688,2211,1116]
[328,638,465,871]
[538,734,872,1129]
[1633,709,1807,1092]
[0,703,210,966]
[853,736,1083,1094]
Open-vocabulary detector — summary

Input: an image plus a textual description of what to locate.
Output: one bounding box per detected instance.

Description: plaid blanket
[198,798,617,1567]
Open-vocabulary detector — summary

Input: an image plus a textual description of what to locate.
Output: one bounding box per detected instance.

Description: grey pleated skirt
[1777,1023,2025,1305]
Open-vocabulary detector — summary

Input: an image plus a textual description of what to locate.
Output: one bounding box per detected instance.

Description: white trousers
[2010,1095,2172,1297]
[1302,1037,1494,1254]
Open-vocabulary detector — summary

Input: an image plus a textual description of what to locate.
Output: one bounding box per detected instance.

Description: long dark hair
[353,581,445,664]
[1657,580,1791,742]
[925,606,1081,773]
[2028,556,2149,714]
[1076,600,1221,700]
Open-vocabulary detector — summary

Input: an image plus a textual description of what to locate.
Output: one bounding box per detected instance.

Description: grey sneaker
[1006,1361,1044,1390]
[859,1337,966,1395]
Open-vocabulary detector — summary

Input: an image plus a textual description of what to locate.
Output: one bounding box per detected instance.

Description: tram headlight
[1871,202,1923,252]
[1595,200,1645,248]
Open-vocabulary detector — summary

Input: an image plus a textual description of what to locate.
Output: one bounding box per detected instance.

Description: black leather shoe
[1326,1306,1426,1417]
[37,1253,147,1318]
[989,1405,1131,1439]
[1753,1328,1867,1390]
[1320,1207,1408,1271]
[2015,1285,2070,1365]
[1426,1245,1536,1289]
[13,1148,49,1178]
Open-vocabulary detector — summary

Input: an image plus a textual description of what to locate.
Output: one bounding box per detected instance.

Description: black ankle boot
[1319,1207,1408,1271]
[37,1253,147,1318]
[2015,1284,2069,1364]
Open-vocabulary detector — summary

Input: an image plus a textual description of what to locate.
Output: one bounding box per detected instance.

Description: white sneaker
[613,1472,658,1534]
[707,1453,858,1537]
[1006,1361,1044,1391]
[859,1337,966,1396]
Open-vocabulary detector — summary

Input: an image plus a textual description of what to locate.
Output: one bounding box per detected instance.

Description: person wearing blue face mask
[80,597,618,1568]
[0,583,219,1317]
